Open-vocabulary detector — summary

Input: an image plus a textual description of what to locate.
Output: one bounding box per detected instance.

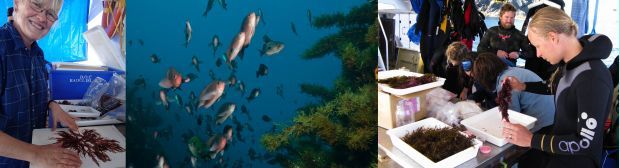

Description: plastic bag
[97,73,125,115]
[425,88,456,114]
[396,97,421,127]
[82,77,109,108]
[106,73,126,100]
[434,102,459,126]
[425,88,459,125]
[454,101,483,120]
[37,0,89,62]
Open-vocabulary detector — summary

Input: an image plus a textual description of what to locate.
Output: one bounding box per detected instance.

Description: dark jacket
[527,34,613,168]
[477,23,533,64]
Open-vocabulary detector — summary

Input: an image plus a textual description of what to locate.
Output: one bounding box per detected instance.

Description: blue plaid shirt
[0,23,50,167]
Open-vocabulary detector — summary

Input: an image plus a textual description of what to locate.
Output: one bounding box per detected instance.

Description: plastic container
[386,118,482,168]
[460,107,538,147]
[378,69,446,96]
[83,26,125,71]
[59,104,101,118]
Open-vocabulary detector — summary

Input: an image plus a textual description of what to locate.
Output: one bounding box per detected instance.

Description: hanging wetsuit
[521,1,565,80]
[415,0,442,73]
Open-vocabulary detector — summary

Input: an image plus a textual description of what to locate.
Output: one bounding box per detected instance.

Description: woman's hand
[48,102,78,131]
[497,50,509,58]
[502,120,533,147]
[508,52,519,59]
[459,88,469,100]
[31,143,82,168]
[501,76,526,91]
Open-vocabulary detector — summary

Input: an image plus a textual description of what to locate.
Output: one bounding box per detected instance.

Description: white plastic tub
[386,118,481,168]
[60,104,101,118]
[378,69,445,96]
[460,107,537,146]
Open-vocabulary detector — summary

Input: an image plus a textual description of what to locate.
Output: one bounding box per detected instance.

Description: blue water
[126,0,365,167]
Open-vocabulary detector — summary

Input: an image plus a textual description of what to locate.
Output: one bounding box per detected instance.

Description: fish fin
[263,35,271,42]
[159,79,173,88]
[238,48,245,60]
[216,116,225,125]
[210,152,217,159]
[209,143,219,152]
[258,49,264,56]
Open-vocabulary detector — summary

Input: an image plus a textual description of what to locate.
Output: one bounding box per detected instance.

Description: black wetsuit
[522,34,613,168]
[477,23,533,65]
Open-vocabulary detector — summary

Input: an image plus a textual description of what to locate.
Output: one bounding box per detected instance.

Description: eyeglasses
[28,0,58,22]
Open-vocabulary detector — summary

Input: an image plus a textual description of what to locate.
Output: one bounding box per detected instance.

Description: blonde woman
[502,7,613,167]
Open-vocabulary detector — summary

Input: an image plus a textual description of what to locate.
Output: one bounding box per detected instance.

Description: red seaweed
[52,129,125,167]
[496,82,512,122]
[377,74,437,89]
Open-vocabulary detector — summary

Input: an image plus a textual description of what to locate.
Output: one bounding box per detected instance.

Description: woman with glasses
[0,0,82,167]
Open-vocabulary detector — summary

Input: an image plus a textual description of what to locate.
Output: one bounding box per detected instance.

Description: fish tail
[258,49,264,56]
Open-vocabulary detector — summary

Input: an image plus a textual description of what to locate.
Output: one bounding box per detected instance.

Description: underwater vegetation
[260,1,378,167]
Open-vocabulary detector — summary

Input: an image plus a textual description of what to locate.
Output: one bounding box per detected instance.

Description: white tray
[460,107,537,147]
[386,118,481,168]
[378,69,445,96]
[31,125,125,168]
[74,115,123,127]
[60,104,101,118]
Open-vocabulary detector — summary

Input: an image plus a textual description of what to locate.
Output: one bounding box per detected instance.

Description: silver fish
[260,35,284,56]
[247,88,260,102]
[209,35,220,56]
[256,64,268,78]
[185,20,192,48]
[151,54,160,63]
[203,0,215,16]
[291,22,298,36]
[216,103,236,125]
[191,55,201,72]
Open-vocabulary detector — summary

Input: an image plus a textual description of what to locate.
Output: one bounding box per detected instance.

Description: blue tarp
[0,0,88,62]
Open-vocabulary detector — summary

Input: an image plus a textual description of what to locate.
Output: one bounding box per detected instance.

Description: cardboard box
[377,70,445,129]
[49,64,124,100]
[395,48,424,73]
[378,88,434,129]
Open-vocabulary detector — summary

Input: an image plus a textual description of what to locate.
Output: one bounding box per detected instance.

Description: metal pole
[378,14,389,70]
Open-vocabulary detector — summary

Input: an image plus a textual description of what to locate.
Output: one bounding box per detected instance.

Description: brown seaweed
[401,127,474,162]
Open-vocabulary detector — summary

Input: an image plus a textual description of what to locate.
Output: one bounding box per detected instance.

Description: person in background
[470,52,555,132]
[477,3,533,66]
[7,7,13,22]
[0,0,82,167]
[502,7,613,167]
[442,41,472,100]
